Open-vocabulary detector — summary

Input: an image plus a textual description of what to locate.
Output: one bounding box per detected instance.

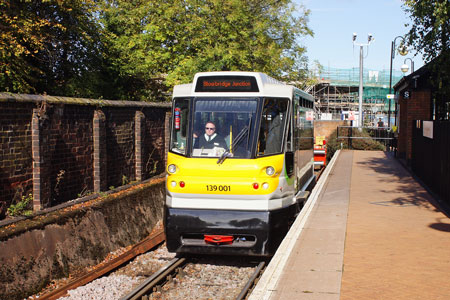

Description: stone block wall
[0,93,171,216]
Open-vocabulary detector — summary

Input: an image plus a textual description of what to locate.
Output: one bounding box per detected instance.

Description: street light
[389,36,408,127]
[401,58,415,74]
[353,33,374,129]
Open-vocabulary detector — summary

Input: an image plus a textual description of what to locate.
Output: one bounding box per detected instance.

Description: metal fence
[336,126,396,151]
[412,120,450,207]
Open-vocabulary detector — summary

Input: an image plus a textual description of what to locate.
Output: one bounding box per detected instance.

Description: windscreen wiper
[217,125,249,164]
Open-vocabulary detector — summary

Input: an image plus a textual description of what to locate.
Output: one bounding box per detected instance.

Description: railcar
[165,71,315,256]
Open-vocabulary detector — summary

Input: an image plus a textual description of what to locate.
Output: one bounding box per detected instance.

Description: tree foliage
[403,0,450,117]
[100,0,313,100]
[403,0,449,61]
[0,0,106,97]
[1,0,313,101]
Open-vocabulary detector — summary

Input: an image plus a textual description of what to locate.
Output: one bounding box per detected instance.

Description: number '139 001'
[206,184,231,192]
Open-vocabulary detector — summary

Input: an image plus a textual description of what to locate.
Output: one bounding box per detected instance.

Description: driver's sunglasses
[205,127,215,130]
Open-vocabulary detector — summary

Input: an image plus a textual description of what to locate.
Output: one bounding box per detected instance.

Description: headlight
[266,166,275,176]
[168,164,177,174]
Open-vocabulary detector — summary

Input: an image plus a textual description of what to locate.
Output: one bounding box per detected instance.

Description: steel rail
[235,261,266,300]
[39,229,165,300]
[338,136,395,140]
[316,164,326,180]
[120,257,186,300]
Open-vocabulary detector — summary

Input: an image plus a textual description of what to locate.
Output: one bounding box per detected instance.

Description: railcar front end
[164,72,314,256]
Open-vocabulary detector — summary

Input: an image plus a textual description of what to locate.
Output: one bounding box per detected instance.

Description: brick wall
[104,107,136,189]
[398,90,431,161]
[142,108,167,176]
[0,93,171,217]
[314,120,350,142]
[43,105,94,206]
[102,107,167,189]
[0,102,34,211]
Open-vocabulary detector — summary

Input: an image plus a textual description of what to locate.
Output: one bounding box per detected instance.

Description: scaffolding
[309,67,404,124]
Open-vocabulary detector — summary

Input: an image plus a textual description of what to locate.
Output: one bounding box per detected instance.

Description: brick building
[394,58,450,208]
[393,65,433,163]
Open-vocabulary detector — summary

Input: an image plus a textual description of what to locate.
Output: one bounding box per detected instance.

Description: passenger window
[257,98,289,156]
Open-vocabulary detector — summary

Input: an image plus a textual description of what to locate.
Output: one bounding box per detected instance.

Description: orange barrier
[314,136,327,168]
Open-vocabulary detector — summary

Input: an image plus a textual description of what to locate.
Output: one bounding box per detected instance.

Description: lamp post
[388,36,408,127]
[397,58,415,128]
[353,33,374,129]
[401,58,414,74]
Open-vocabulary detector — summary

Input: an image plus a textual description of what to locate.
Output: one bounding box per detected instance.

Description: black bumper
[164,204,297,256]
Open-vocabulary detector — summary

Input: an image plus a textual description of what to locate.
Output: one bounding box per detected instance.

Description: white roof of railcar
[172,71,313,101]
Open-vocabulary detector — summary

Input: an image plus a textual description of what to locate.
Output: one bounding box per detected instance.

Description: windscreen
[191,98,258,158]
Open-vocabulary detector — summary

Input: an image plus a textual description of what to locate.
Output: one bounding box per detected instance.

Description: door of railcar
[293,93,314,192]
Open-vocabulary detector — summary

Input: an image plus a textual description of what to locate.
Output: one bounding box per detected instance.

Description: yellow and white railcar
[165,72,314,256]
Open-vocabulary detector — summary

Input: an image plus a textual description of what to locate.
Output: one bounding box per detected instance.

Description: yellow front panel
[166,152,285,195]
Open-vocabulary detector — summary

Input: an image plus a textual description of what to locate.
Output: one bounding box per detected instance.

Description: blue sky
[297,0,424,73]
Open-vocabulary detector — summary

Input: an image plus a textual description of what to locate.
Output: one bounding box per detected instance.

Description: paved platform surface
[255,150,450,300]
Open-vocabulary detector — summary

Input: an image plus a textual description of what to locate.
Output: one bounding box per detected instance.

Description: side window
[170,98,190,155]
[286,118,292,151]
[257,98,289,156]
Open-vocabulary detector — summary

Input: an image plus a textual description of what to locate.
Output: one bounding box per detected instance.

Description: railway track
[120,257,266,300]
[34,228,266,300]
[120,257,186,300]
[36,230,166,300]
[235,261,266,300]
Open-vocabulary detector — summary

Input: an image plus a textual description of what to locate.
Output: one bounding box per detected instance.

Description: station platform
[250,150,450,300]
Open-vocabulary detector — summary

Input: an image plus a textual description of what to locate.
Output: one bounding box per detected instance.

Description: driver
[196,121,228,150]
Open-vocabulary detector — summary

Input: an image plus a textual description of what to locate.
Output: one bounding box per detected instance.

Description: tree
[100,0,313,101]
[99,0,179,101]
[403,0,449,62]
[0,0,52,93]
[2,0,313,101]
[403,0,450,119]
[0,0,105,97]
[163,0,313,86]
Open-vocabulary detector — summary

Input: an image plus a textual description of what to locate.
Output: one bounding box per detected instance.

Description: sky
[297,0,424,74]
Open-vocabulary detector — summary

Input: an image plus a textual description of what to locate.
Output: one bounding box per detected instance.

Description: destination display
[195,76,259,92]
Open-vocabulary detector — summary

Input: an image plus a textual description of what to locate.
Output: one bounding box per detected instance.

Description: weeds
[7,193,33,217]
[122,175,129,186]
[53,170,66,200]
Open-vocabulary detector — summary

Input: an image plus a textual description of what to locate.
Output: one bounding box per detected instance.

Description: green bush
[326,127,386,163]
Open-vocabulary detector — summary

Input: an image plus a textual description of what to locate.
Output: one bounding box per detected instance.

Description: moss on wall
[0,176,165,300]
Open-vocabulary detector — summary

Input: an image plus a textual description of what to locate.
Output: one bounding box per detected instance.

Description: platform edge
[248,150,341,300]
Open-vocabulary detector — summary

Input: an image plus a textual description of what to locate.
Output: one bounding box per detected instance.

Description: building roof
[393,63,430,92]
